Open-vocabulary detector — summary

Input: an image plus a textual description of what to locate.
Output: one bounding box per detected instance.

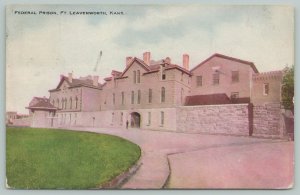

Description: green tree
[281,65,294,109]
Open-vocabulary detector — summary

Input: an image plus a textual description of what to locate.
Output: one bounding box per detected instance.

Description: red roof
[190,53,259,73]
[185,94,231,106]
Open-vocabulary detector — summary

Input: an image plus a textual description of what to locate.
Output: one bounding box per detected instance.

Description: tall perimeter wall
[176,104,250,135]
[176,103,284,138]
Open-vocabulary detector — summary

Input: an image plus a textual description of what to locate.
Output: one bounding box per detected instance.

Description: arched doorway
[130,112,141,128]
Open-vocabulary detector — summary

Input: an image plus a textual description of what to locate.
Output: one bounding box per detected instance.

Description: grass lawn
[6,127,141,189]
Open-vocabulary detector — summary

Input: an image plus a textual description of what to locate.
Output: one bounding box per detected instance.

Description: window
[162,71,166,80]
[113,93,115,105]
[263,83,269,95]
[131,91,134,104]
[61,98,64,109]
[133,71,136,83]
[161,87,165,103]
[65,98,68,109]
[196,76,202,86]
[181,88,184,104]
[147,112,151,126]
[120,112,123,125]
[111,112,114,124]
[232,71,239,82]
[121,92,125,105]
[52,100,55,106]
[57,99,59,108]
[213,72,220,85]
[231,92,239,99]
[148,89,152,103]
[137,90,141,104]
[75,97,78,109]
[70,98,72,109]
[231,92,239,103]
[137,70,140,83]
[160,111,164,126]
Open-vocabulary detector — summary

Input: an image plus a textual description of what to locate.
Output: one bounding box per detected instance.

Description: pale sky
[6,5,294,114]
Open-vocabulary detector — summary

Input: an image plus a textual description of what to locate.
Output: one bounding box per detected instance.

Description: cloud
[6,5,294,114]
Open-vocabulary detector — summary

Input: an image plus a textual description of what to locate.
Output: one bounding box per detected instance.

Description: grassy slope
[6,127,141,189]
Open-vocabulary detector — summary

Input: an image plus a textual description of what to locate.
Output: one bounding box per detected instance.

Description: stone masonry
[253,103,283,137]
[176,104,250,135]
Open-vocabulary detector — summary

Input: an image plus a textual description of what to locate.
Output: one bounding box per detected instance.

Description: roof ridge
[190,53,258,73]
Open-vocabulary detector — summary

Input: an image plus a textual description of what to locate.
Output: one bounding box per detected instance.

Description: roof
[185,94,231,106]
[49,76,102,92]
[26,97,58,111]
[190,53,259,73]
[119,57,191,78]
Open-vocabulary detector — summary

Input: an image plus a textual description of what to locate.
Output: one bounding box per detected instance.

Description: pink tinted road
[168,141,294,189]
[63,127,294,189]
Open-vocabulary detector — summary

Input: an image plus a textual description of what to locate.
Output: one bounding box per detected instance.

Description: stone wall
[252,103,283,137]
[176,104,250,135]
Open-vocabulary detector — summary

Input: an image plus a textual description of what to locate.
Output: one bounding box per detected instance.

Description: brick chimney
[143,52,151,65]
[126,56,132,67]
[183,54,189,70]
[93,76,99,86]
[68,73,73,83]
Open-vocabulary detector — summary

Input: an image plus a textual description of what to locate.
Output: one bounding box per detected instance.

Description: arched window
[65,98,68,109]
[161,111,164,126]
[148,88,152,103]
[57,99,59,108]
[61,98,64,109]
[137,70,140,83]
[137,90,141,104]
[161,87,165,103]
[75,96,78,109]
[70,98,72,109]
[121,92,125,105]
[131,91,134,104]
[133,71,136,84]
[120,112,123,125]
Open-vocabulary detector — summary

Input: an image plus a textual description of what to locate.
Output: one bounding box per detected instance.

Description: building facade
[26,52,284,136]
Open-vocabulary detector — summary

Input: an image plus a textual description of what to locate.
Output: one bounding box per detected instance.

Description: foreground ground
[64,126,294,189]
[6,127,141,189]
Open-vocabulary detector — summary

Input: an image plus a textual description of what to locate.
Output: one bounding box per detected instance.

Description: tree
[281,65,294,110]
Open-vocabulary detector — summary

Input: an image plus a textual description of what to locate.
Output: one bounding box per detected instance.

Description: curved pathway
[62,127,293,189]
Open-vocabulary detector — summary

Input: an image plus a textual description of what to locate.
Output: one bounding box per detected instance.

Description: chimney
[143,52,151,65]
[126,56,132,67]
[68,73,73,83]
[183,54,189,70]
[93,76,99,86]
[165,57,171,64]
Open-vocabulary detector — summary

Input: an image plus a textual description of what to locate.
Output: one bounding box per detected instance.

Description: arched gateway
[130,112,141,128]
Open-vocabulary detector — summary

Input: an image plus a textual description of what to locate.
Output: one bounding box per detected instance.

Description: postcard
[6,4,294,189]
